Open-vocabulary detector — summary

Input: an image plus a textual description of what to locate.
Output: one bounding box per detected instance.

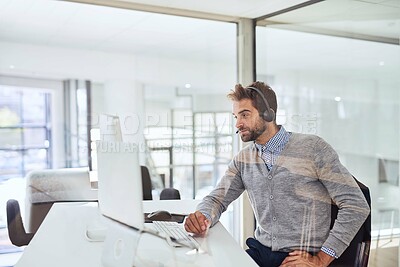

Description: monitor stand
[101,218,142,267]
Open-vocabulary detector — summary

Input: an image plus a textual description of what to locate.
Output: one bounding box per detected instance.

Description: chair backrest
[8,166,180,247]
[25,168,97,233]
[6,199,35,246]
[7,168,97,247]
[329,176,371,267]
[141,165,181,200]
[141,166,153,200]
[160,188,181,200]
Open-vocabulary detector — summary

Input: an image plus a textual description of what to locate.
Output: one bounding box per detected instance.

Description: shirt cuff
[321,246,338,259]
[202,212,212,223]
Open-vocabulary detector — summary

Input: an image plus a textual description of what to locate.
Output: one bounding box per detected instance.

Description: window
[0,85,51,181]
[63,80,91,169]
[144,110,233,199]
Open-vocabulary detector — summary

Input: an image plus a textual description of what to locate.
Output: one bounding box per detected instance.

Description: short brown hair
[227,81,277,116]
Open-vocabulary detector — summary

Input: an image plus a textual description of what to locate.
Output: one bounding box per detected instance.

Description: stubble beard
[240,118,267,142]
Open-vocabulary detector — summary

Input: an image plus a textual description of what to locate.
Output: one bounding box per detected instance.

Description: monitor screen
[99,114,123,142]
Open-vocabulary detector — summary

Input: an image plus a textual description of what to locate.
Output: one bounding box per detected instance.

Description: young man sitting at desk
[184,81,370,267]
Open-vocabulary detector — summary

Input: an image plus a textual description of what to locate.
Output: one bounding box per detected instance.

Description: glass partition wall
[0,0,237,251]
[256,1,400,265]
[144,109,233,199]
[2,0,398,264]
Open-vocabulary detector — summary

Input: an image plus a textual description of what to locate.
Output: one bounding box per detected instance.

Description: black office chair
[160,188,181,200]
[141,166,153,200]
[6,166,179,247]
[6,199,35,246]
[6,168,96,247]
[329,177,371,267]
[141,165,181,200]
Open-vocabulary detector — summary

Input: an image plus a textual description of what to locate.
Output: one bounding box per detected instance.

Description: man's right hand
[184,211,210,237]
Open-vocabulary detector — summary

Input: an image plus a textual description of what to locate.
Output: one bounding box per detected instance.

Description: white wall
[0,40,235,168]
[0,40,235,106]
[0,41,137,82]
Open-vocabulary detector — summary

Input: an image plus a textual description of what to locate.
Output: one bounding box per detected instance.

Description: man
[184,81,370,267]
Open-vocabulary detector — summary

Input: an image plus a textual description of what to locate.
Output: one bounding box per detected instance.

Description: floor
[0,227,24,267]
[370,237,399,267]
[0,178,25,267]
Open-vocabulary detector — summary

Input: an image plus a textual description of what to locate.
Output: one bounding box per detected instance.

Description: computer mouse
[148,210,172,221]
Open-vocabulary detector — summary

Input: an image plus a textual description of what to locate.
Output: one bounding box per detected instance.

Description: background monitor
[99,114,123,142]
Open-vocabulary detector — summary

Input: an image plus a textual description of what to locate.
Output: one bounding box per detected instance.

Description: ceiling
[63,0,308,20]
[0,0,240,61]
[259,0,400,44]
[0,0,399,93]
[0,0,397,60]
[0,0,317,61]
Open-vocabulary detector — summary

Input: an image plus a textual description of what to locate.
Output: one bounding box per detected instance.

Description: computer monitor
[99,114,123,142]
[96,140,144,230]
[96,140,198,266]
[96,140,179,266]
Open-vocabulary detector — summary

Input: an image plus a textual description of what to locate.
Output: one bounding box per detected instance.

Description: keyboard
[152,221,199,250]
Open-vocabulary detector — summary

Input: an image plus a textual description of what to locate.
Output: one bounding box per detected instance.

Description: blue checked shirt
[254,126,291,171]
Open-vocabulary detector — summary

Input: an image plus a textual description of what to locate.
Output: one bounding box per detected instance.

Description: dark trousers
[246,238,289,267]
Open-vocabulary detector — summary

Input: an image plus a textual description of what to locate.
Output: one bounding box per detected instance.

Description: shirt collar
[255,126,290,153]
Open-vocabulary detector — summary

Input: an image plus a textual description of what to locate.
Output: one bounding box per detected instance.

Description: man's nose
[235,120,243,129]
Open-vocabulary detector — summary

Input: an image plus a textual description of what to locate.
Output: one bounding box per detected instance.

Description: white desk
[15,200,257,267]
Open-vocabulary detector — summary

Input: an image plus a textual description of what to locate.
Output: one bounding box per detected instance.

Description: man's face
[233,99,267,143]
